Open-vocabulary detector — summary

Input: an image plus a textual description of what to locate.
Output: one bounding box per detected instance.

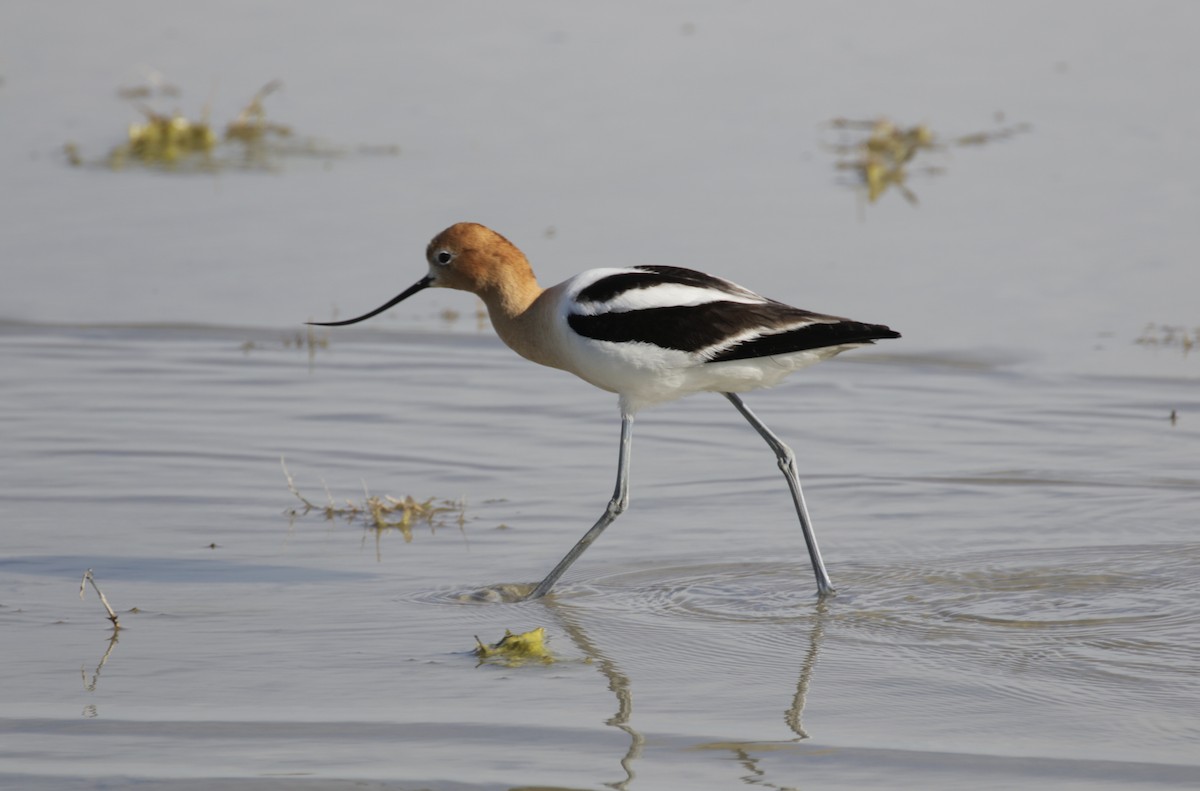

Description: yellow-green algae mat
[65,79,398,173]
[474,627,555,667]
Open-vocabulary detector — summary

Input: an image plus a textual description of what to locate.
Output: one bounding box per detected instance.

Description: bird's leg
[526,411,634,600]
[723,393,835,596]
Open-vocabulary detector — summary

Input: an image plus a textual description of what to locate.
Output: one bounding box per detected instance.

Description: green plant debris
[241,325,329,356]
[110,107,218,169]
[223,80,292,145]
[1135,323,1198,355]
[824,115,1031,205]
[474,627,555,665]
[117,71,180,101]
[63,142,83,166]
[281,458,464,542]
[67,77,399,173]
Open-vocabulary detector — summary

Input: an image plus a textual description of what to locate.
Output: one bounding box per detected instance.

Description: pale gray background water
[2,2,1198,789]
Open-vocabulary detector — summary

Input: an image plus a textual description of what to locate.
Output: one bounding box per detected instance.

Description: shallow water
[2,324,1197,789]
[3,2,1200,789]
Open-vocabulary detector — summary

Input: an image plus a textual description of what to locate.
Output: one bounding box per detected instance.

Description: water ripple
[406,544,1200,732]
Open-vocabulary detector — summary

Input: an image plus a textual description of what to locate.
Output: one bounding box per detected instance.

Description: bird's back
[546,265,898,411]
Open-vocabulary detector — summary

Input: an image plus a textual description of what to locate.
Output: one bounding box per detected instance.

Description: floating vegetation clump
[282,326,329,351]
[474,627,555,666]
[824,115,1031,205]
[282,458,464,542]
[241,324,329,358]
[67,76,398,173]
[110,107,219,169]
[1135,323,1198,356]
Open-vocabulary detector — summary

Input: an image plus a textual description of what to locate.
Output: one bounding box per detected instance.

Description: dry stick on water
[282,456,355,521]
[79,569,121,630]
[282,456,325,514]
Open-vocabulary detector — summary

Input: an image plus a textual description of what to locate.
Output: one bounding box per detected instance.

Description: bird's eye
[435,250,453,265]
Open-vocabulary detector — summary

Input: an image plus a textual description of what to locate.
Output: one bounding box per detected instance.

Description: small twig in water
[79,569,121,631]
[282,456,319,512]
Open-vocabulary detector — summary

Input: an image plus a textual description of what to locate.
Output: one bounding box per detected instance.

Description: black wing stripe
[568,301,865,355]
[707,321,901,362]
[575,266,753,305]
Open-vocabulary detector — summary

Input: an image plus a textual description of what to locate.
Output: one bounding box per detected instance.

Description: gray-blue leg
[724,393,835,596]
[527,411,634,599]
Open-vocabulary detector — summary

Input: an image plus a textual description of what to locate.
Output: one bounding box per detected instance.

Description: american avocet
[312,223,899,599]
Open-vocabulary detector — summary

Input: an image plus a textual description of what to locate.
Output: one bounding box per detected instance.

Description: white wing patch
[577,282,765,315]
[568,267,767,317]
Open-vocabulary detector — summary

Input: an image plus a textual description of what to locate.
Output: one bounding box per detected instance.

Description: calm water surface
[2,2,1199,789]
[1,325,1197,789]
